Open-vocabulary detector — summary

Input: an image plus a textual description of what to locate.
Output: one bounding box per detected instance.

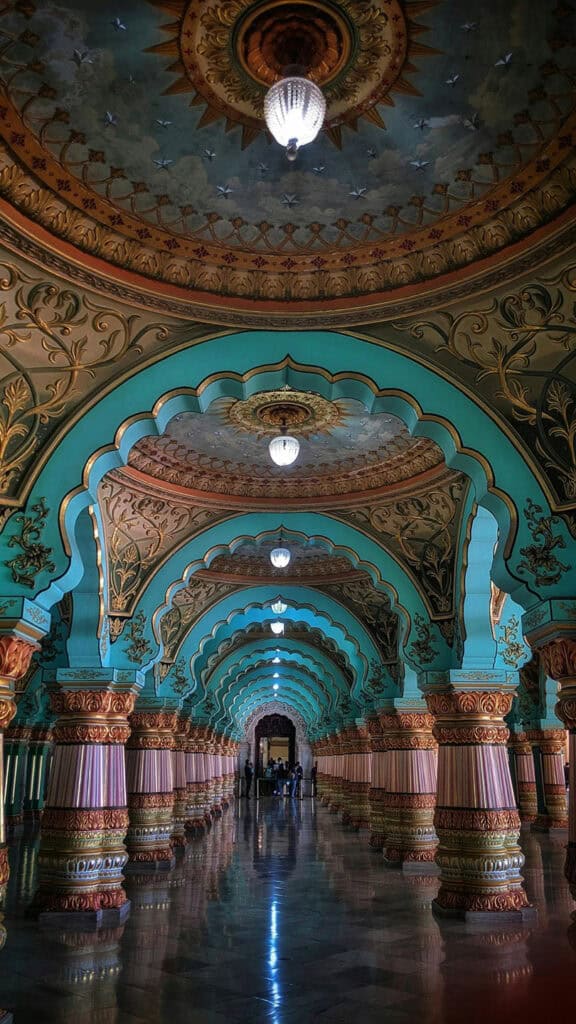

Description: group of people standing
[243,757,304,798]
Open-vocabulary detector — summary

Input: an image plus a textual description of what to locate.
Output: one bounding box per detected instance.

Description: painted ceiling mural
[0,0,573,312]
[0,1,573,739]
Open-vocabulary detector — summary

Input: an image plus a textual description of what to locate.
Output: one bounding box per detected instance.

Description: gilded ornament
[408,613,439,666]
[4,497,55,588]
[518,499,569,587]
[498,615,527,668]
[123,610,152,665]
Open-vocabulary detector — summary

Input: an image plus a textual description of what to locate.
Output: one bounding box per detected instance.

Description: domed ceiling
[127,391,443,503]
[0,0,574,321]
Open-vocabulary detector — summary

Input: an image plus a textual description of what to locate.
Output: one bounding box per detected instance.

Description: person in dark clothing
[244,758,254,798]
[311,761,318,797]
[275,759,287,796]
[295,761,303,797]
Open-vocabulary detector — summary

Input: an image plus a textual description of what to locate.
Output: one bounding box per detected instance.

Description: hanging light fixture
[270,546,290,568]
[273,672,280,678]
[272,657,281,664]
[271,599,288,614]
[270,620,284,635]
[273,682,279,691]
[269,433,300,467]
[264,73,326,161]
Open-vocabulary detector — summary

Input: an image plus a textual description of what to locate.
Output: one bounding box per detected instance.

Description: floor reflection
[1,801,576,1022]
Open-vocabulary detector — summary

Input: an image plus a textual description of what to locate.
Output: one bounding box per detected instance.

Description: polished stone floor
[2,800,576,1023]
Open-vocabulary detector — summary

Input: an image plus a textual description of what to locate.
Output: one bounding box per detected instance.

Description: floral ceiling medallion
[226,389,344,437]
[147,0,439,148]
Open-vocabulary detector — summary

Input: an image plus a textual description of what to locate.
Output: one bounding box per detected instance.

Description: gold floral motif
[518,499,569,587]
[4,497,54,587]
[498,615,527,669]
[123,610,152,665]
[408,613,439,666]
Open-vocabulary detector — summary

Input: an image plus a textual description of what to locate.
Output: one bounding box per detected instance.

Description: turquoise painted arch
[208,666,335,731]
[13,333,567,619]
[202,641,353,700]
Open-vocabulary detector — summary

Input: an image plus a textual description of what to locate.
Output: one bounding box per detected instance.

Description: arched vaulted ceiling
[0,0,574,740]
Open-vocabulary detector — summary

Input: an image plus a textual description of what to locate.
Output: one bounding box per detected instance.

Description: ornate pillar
[509,731,537,826]
[3,724,31,829]
[526,727,568,831]
[426,686,531,919]
[0,631,42,900]
[379,706,438,869]
[344,724,371,830]
[23,726,53,824]
[171,716,189,850]
[184,727,210,832]
[367,715,387,850]
[523,606,576,905]
[37,671,138,921]
[125,708,177,870]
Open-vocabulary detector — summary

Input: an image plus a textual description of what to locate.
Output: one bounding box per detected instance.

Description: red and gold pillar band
[526,728,568,831]
[125,710,177,867]
[172,717,189,849]
[537,636,576,902]
[509,732,537,825]
[0,635,41,901]
[379,710,438,866]
[37,686,136,915]
[426,690,529,917]
[367,717,387,850]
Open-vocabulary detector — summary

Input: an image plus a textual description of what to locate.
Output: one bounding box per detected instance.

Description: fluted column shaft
[125,710,176,867]
[4,724,31,827]
[510,732,537,825]
[38,685,136,915]
[367,716,387,850]
[185,729,211,831]
[171,716,189,849]
[426,689,529,917]
[379,710,438,866]
[23,727,53,823]
[526,728,568,830]
[0,635,39,900]
[536,636,576,901]
[343,726,371,829]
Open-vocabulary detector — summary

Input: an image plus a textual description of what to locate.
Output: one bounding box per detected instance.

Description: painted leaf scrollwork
[0,262,171,502]
[4,496,55,588]
[517,498,569,588]
[408,613,439,667]
[397,277,576,521]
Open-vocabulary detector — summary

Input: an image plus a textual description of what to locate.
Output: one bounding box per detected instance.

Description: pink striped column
[525,630,576,905]
[527,728,568,831]
[367,715,387,850]
[426,689,530,918]
[379,709,438,867]
[345,725,371,830]
[510,732,537,825]
[185,727,210,832]
[171,716,189,849]
[125,710,176,868]
[37,682,137,918]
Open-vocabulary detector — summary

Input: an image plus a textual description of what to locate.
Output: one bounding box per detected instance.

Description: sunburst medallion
[147,0,440,148]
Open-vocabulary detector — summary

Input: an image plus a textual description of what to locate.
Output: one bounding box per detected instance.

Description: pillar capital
[426,689,514,746]
[127,710,178,750]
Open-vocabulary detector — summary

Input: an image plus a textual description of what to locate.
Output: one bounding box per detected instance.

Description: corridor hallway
[1,801,575,1024]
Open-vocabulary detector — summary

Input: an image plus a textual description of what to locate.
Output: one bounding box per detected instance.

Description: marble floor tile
[1,800,576,1023]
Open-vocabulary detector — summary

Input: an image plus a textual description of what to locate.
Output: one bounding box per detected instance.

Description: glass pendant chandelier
[271,599,288,614]
[268,433,300,466]
[270,546,291,568]
[270,620,285,635]
[264,74,326,161]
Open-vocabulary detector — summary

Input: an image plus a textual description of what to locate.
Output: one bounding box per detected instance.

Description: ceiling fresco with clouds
[0,0,574,311]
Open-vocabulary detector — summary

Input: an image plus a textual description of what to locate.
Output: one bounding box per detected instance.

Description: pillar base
[38,899,131,931]
[0,1012,13,1023]
[432,899,537,925]
[400,860,440,876]
[531,814,569,832]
